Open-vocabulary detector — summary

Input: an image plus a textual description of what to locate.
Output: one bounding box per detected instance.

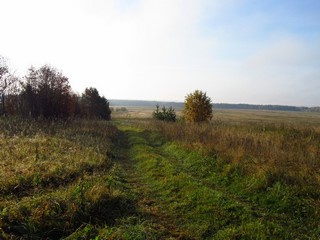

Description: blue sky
[0,0,319,106]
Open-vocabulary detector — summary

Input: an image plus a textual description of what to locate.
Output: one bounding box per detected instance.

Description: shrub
[152,105,176,122]
[183,90,213,122]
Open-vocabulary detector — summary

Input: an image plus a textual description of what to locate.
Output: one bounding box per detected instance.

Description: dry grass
[1,112,319,238]
[0,118,127,239]
[113,107,320,186]
[0,119,117,195]
[112,106,184,119]
[120,123,320,239]
[212,109,320,126]
[145,114,320,187]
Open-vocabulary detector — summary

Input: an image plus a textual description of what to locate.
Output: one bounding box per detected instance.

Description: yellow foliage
[183,90,213,122]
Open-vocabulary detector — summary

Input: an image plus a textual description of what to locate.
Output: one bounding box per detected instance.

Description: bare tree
[0,56,17,115]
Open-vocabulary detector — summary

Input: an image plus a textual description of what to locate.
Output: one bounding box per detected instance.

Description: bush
[152,105,176,122]
[183,90,213,122]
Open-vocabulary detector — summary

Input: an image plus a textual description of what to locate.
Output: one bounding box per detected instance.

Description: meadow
[0,119,128,239]
[0,109,319,239]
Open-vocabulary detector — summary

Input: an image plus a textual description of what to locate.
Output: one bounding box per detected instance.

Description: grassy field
[112,106,320,125]
[111,107,156,119]
[212,109,320,126]
[0,109,320,239]
[0,118,126,239]
[119,123,319,239]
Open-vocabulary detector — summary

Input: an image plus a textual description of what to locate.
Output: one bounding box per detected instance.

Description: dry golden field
[113,106,320,126]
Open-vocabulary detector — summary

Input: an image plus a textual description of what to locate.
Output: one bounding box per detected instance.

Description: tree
[20,65,73,118]
[0,56,17,115]
[152,104,176,122]
[20,67,39,117]
[3,75,20,115]
[183,90,213,122]
[81,87,111,120]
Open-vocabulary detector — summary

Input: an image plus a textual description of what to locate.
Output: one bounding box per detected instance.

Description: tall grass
[0,118,117,194]
[2,115,319,238]
[126,118,320,238]
[146,120,320,187]
[0,117,127,239]
[124,124,320,239]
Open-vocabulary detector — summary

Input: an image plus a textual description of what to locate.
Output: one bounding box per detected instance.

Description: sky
[0,0,319,106]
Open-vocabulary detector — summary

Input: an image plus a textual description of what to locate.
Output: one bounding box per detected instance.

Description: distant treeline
[216,104,320,112]
[110,100,320,112]
[109,100,184,109]
[214,103,314,112]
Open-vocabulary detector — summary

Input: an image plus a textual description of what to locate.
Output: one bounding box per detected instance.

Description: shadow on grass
[1,191,139,239]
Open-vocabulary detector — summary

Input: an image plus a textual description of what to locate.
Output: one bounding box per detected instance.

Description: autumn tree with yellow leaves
[183,90,213,122]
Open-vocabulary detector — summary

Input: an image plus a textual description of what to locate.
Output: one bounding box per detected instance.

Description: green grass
[145,120,320,186]
[0,118,135,239]
[0,119,116,195]
[120,122,320,239]
[1,115,320,239]
[0,118,170,239]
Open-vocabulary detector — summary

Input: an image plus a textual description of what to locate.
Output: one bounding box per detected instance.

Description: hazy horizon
[1,0,319,107]
[108,99,317,108]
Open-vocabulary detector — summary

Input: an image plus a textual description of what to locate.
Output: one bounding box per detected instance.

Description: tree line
[0,56,111,120]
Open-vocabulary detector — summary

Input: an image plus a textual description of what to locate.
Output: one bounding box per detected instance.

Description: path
[112,122,314,239]
[114,124,188,239]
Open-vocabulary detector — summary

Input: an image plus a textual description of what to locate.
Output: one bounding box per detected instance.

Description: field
[0,109,320,239]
